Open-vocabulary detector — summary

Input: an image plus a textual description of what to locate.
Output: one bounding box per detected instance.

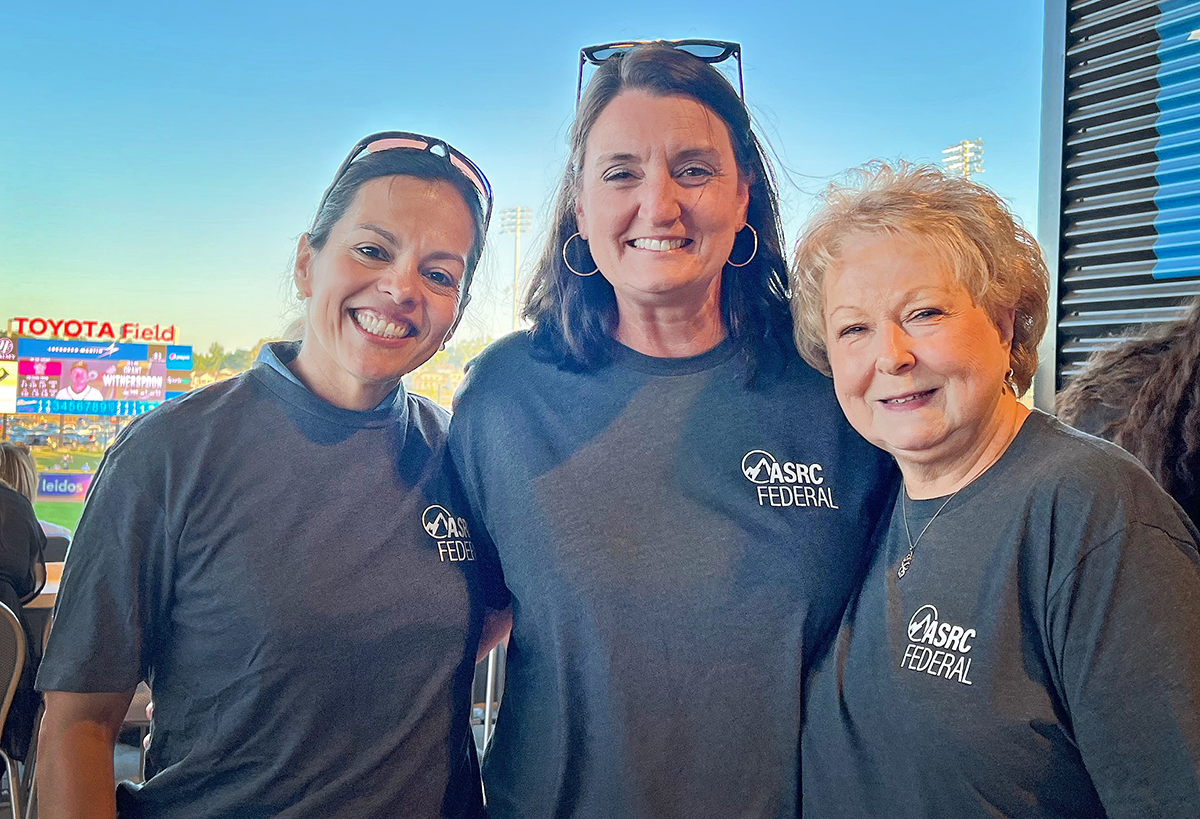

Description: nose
[378,259,420,306]
[875,322,915,375]
[639,168,683,226]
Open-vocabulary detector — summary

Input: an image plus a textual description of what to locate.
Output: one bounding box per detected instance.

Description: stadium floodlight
[942,139,985,179]
[499,207,534,330]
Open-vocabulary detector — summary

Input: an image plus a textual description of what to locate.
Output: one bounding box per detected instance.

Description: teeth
[884,391,930,404]
[631,238,687,251]
[354,310,411,339]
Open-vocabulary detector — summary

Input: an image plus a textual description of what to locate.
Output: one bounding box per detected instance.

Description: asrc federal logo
[740,449,839,509]
[421,504,476,562]
[901,604,976,686]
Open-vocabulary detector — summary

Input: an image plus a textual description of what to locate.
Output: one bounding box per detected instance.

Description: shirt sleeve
[470,514,509,611]
[444,451,509,612]
[36,429,171,694]
[1048,520,1200,817]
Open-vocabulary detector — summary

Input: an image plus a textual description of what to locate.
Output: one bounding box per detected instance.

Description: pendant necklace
[895,442,1012,580]
[897,489,960,579]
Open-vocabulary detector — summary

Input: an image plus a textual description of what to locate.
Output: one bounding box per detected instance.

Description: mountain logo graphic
[422,505,454,539]
[908,605,939,641]
[741,450,777,484]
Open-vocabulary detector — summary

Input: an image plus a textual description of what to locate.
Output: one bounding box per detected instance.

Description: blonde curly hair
[789,161,1049,396]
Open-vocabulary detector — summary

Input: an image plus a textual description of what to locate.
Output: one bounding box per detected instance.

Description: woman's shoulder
[1015,410,1195,543]
[404,391,451,447]
[1024,410,1153,482]
[0,483,37,519]
[105,372,261,457]
[463,332,537,377]
[453,332,548,407]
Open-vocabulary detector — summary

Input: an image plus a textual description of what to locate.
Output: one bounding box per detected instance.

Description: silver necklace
[897,488,960,579]
[894,412,1023,579]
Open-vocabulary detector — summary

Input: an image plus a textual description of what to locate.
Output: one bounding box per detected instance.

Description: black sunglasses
[314,131,494,238]
[576,39,744,105]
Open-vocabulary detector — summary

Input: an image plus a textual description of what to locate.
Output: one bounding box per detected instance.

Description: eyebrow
[357,223,467,269]
[592,146,725,166]
[359,223,399,245]
[826,286,954,315]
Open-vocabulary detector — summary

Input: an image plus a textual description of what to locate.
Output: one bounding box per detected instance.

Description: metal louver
[1041,0,1200,397]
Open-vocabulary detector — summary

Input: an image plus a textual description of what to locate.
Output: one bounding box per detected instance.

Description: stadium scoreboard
[0,336,193,416]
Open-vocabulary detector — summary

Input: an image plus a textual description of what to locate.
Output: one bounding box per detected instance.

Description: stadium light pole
[942,139,985,179]
[499,207,533,331]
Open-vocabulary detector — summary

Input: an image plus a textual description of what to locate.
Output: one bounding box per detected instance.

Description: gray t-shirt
[449,334,897,819]
[802,410,1200,818]
[38,342,507,819]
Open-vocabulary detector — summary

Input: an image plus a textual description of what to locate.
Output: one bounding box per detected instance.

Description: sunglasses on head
[576,39,744,106]
[314,131,494,237]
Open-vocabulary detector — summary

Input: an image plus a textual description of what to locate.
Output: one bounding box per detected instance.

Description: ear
[995,307,1016,349]
[444,293,469,346]
[736,175,751,228]
[574,195,590,241]
[294,234,315,297]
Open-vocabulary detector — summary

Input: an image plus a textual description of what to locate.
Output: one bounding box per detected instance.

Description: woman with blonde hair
[791,161,1200,817]
[0,441,46,763]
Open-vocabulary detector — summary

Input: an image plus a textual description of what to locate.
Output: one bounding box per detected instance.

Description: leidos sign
[8,316,178,342]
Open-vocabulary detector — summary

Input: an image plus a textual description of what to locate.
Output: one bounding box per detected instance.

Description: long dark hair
[524,43,792,382]
[1057,296,1200,520]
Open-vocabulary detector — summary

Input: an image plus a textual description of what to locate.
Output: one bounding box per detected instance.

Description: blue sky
[2,0,1047,350]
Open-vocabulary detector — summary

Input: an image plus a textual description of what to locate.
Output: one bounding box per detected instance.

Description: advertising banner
[38,472,94,500]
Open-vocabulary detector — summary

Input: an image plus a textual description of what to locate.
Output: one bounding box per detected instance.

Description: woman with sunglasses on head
[36,133,509,819]
[449,41,896,818]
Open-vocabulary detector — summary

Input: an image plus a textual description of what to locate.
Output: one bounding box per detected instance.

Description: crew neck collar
[612,336,738,376]
[252,341,408,429]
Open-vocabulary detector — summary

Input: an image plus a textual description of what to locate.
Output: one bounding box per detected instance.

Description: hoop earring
[1005,368,1018,396]
[727,224,758,268]
[562,232,599,277]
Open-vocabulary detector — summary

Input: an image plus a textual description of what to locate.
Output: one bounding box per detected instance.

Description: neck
[613,283,726,358]
[288,345,397,411]
[900,396,1029,499]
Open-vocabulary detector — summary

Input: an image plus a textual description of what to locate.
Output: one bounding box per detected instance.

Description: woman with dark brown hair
[36,132,507,819]
[1056,295,1200,526]
[450,40,895,819]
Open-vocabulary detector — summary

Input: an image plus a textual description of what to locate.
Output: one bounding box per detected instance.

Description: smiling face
[293,174,474,410]
[70,366,89,391]
[574,89,749,315]
[823,232,1017,484]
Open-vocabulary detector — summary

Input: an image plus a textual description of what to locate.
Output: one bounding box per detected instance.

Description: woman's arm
[38,689,135,819]
[1051,521,1200,816]
[476,604,513,663]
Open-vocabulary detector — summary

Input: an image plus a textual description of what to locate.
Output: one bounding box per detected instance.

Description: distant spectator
[54,362,102,401]
[0,441,47,761]
[1057,295,1200,527]
[0,441,67,538]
